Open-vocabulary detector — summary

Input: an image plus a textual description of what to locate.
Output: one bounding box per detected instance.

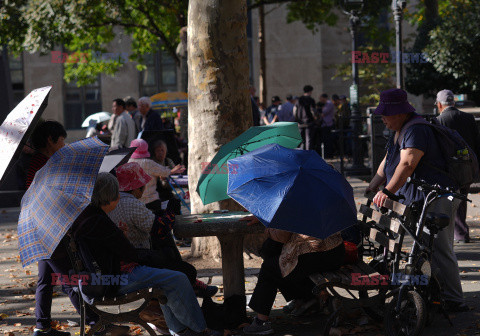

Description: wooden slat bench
[82,288,168,336]
[309,194,412,335]
[66,234,169,336]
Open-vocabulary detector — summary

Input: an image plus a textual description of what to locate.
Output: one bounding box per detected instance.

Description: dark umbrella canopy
[0,86,52,187]
[99,147,136,173]
[18,137,109,267]
[227,144,357,239]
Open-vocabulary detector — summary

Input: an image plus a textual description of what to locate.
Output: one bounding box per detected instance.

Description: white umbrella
[81,112,111,128]
[0,86,52,186]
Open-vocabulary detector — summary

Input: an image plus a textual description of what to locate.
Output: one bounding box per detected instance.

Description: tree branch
[248,0,297,11]
[90,19,152,32]
[133,4,180,65]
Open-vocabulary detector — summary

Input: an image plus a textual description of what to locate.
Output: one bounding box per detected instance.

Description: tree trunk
[424,0,438,23]
[188,0,264,259]
[258,4,267,105]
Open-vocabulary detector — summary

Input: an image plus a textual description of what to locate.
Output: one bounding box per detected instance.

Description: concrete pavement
[1,177,480,335]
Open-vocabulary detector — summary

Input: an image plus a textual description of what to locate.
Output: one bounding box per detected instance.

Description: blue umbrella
[18,137,109,267]
[227,144,356,239]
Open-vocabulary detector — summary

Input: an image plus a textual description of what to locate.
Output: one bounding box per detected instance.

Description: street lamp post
[392,0,406,89]
[341,0,369,174]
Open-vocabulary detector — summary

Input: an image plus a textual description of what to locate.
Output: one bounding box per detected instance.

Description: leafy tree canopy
[0,0,390,86]
[1,0,188,85]
[406,0,480,103]
[425,0,480,93]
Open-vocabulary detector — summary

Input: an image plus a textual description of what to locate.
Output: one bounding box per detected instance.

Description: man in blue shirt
[263,96,281,125]
[277,95,296,122]
[367,88,468,313]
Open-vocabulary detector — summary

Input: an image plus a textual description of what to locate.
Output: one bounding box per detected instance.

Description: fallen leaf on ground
[0,313,8,320]
[13,323,21,327]
[329,327,343,336]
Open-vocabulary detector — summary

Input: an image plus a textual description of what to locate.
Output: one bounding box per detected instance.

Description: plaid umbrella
[18,137,109,267]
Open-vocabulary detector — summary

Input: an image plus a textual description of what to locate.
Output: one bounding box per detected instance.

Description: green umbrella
[196,122,302,205]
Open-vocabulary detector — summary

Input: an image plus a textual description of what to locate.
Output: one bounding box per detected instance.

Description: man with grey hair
[436,89,480,244]
[135,96,163,133]
[90,172,120,208]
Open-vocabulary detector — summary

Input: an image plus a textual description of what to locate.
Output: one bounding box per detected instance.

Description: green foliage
[404,11,459,99]
[425,1,480,92]
[0,0,28,53]
[405,0,480,103]
[286,0,338,30]
[0,0,187,86]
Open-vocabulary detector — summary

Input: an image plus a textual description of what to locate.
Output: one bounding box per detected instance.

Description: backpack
[294,97,315,127]
[398,116,480,188]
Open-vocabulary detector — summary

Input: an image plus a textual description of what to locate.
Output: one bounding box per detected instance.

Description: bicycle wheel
[385,290,426,336]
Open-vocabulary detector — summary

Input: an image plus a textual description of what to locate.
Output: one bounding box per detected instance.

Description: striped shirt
[26,152,49,189]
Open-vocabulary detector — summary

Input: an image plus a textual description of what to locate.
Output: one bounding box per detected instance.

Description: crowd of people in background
[250,85,351,158]
[85,96,189,170]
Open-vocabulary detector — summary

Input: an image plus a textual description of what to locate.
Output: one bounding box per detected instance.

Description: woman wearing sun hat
[128,138,185,213]
[108,162,218,299]
[366,88,467,312]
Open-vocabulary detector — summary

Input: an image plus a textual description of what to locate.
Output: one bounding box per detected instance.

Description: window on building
[63,79,102,130]
[9,53,24,106]
[139,50,177,97]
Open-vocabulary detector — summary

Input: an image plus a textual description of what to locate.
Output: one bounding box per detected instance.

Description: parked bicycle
[363,177,469,336]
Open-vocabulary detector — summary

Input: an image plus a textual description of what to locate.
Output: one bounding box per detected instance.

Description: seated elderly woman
[72,172,220,336]
[241,216,345,335]
[129,138,184,214]
[151,140,177,202]
[108,162,217,298]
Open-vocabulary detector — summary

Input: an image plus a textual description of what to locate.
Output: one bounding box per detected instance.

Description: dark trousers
[36,259,97,329]
[299,126,316,150]
[146,199,164,215]
[454,186,470,241]
[248,243,345,316]
[136,248,197,285]
[320,126,334,158]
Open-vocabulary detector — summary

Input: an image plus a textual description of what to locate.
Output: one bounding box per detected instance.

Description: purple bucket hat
[374,88,416,116]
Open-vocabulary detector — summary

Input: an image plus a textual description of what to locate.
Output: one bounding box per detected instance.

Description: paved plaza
[1,178,480,335]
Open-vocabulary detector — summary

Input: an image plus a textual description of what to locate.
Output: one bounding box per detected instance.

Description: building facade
[3,2,429,142]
